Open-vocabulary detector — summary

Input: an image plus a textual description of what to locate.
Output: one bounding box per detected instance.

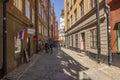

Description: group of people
[39,40,60,54]
[44,41,53,53]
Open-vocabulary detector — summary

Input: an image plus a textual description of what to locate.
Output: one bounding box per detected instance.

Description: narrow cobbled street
[3,48,120,80]
[3,48,90,80]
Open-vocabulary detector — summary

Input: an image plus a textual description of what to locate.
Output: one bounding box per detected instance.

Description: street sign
[27,29,35,35]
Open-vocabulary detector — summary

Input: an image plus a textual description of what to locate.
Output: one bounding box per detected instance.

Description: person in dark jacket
[45,41,49,53]
[50,42,53,54]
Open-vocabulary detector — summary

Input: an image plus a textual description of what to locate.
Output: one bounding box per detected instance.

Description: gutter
[96,0,101,63]
[35,0,38,53]
[2,0,9,77]
[104,0,112,65]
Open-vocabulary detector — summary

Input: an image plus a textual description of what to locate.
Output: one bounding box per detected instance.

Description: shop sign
[28,29,35,35]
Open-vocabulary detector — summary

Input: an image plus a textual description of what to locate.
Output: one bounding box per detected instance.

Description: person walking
[44,41,49,53]
[50,41,53,54]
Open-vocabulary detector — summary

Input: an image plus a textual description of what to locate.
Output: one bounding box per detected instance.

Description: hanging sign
[27,29,35,35]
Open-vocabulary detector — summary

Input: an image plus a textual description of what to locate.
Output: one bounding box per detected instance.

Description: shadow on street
[3,48,92,80]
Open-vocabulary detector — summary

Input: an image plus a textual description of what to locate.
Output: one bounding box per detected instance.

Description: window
[67,3,69,12]
[116,22,120,52]
[32,9,35,24]
[69,37,70,46]
[75,34,78,48]
[25,0,30,18]
[90,29,97,48]
[67,19,70,29]
[14,37,21,54]
[71,36,73,47]
[42,9,44,19]
[71,15,73,25]
[13,0,22,12]
[80,0,84,17]
[70,0,72,8]
[39,22,41,33]
[74,0,76,4]
[39,3,42,15]
[70,17,71,27]
[88,0,95,10]
[74,9,77,22]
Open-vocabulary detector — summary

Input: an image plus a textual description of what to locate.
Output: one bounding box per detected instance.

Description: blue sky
[51,0,64,30]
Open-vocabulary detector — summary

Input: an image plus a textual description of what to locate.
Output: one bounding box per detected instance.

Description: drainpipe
[2,0,9,76]
[48,0,50,43]
[96,0,101,63]
[104,0,112,65]
[35,0,38,53]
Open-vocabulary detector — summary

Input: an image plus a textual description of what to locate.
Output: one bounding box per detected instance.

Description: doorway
[81,32,86,51]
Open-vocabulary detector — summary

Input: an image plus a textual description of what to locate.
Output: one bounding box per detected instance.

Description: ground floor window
[14,37,22,59]
[90,28,97,49]
[71,36,73,47]
[116,22,120,52]
[69,36,70,46]
[75,34,78,48]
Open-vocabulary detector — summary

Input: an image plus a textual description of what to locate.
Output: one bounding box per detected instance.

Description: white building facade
[59,9,65,46]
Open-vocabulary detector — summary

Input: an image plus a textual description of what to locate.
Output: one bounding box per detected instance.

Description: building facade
[0,0,50,75]
[5,0,36,73]
[55,21,59,41]
[50,4,57,41]
[36,0,50,48]
[64,0,109,63]
[108,0,120,53]
[59,9,65,46]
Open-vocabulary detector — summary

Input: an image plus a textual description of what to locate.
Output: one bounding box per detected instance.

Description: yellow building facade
[64,0,109,62]
[37,0,49,42]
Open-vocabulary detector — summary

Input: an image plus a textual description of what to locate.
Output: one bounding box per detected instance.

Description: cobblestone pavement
[2,48,90,80]
[2,48,120,80]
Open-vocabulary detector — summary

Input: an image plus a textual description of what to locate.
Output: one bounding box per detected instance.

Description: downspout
[96,0,101,63]
[48,0,50,43]
[104,0,112,65]
[2,0,9,76]
[35,0,38,53]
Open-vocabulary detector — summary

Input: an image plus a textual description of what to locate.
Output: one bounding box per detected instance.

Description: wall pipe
[104,0,112,65]
[96,0,101,63]
[2,0,9,77]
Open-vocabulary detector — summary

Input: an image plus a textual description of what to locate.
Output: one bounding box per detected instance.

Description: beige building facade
[64,0,108,62]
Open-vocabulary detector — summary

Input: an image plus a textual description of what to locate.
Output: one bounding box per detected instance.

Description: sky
[51,0,64,30]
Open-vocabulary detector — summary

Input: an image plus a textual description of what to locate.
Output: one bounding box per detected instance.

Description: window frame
[80,0,84,17]
[88,0,95,10]
[75,34,78,48]
[90,28,97,49]
[25,0,30,19]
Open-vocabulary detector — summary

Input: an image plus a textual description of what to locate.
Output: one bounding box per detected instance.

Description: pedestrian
[50,41,53,54]
[44,41,49,53]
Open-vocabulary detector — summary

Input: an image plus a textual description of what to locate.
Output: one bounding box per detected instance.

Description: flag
[22,28,27,40]
[16,32,19,39]
[16,28,27,40]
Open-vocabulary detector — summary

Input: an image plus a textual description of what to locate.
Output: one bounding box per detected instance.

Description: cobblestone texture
[1,48,120,80]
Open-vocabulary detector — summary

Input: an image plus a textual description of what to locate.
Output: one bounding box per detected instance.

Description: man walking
[50,41,53,54]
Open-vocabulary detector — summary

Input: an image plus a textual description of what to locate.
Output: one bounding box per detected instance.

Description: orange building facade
[108,0,120,53]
